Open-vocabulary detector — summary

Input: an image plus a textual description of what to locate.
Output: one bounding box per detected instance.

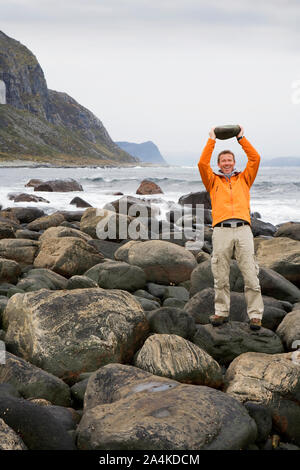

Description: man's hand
[237,125,244,138]
[209,126,216,140]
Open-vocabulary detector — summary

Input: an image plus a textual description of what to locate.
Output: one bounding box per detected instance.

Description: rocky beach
[0,176,299,451]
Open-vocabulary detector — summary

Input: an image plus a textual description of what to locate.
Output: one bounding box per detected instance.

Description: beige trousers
[211,224,264,320]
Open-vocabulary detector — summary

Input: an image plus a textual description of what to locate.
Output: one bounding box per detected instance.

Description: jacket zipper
[229,180,234,216]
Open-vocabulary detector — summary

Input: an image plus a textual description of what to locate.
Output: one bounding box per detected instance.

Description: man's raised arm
[237,126,261,187]
[198,127,216,192]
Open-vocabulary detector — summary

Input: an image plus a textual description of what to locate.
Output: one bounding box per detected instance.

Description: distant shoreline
[0,160,170,169]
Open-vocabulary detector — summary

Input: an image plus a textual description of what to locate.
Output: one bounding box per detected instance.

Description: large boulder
[15,229,40,240]
[254,237,300,287]
[190,259,300,303]
[114,240,197,285]
[70,197,92,208]
[77,364,257,450]
[0,222,15,239]
[193,322,284,366]
[136,179,163,195]
[0,239,40,267]
[134,334,223,388]
[34,179,83,192]
[276,309,300,350]
[39,226,92,243]
[250,219,277,237]
[178,191,211,210]
[0,396,76,450]
[25,179,43,188]
[103,195,160,218]
[184,288,289,331]
[3,207,45,224]
[274,222,300,241]
[16,268,68,292]
[0,352,71,406]
[27,212,65,231]
[0,258,21,284]
[3,288,148,383]
[67,275,99,290]
[224,352,300,445]
[0,418,27,450]
[8,193,50,203]
[146,306,196,339]
[80,207,131,240]
[33,237,104,278]
[84,260,147,291]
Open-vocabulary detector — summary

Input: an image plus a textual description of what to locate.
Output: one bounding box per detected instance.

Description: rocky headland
[0,31,138,166]
[0,181,299,450]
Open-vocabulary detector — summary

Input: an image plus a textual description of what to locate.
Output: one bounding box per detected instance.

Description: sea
[0,165,299,226]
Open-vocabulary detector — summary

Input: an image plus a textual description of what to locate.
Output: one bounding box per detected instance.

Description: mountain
[0,31,138,165]
[261,157,300,167]
[116,141,168,165]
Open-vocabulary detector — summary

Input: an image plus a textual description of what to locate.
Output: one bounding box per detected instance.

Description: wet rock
[0,222,16,239]
[0,396,76,450]
[4,207,45,224]
[57,210,84,222]
[71,378,89,407]
[244,402,272,443]
[0,352,71,406]
[251,219,277,237]
[193,321,284,366]
[134,296,161,311]
[3,288,148,383]
[34,179,83,192]
[25,179,43,188]
[134,289,160,303]
[146,307,196,339]
[0,258,21,284]
[77,363,256,450]
[8,193,50,203]
[178,191,212,210]
[70,196,92,208]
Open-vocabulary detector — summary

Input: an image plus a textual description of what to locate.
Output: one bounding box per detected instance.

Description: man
[198,125,264,330]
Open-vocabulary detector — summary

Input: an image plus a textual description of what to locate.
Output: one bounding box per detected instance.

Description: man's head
[218,150,235,174]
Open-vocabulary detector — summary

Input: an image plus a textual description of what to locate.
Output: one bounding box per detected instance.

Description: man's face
[218,153,235,174]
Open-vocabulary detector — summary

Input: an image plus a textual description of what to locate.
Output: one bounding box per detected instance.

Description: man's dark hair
[217,150,235,164]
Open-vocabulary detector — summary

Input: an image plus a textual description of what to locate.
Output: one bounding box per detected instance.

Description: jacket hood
[213,168,241,178]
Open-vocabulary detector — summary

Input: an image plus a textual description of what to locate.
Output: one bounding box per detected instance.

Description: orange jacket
[198,137,260,227]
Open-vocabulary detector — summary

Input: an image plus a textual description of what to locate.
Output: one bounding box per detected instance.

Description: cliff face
[116,141,167,165]
[0,31,138,164]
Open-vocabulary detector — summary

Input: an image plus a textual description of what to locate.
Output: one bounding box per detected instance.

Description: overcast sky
[1,0,300,164]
